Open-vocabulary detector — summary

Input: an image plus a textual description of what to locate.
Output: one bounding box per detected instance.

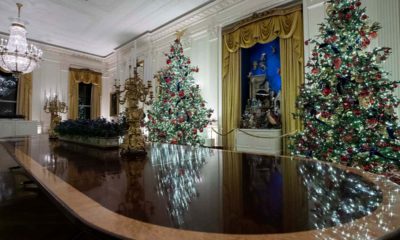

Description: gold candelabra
[44,94,68,139]
[114,66,153,154]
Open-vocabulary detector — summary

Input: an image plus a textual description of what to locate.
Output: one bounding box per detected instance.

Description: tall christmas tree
[291,0,400,174]
[146,37,213,146]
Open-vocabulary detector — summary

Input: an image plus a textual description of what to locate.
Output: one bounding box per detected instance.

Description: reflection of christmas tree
[150,144,210,227]
[298,161,381,230]
[291,0,400,174]
[146,38,213,146]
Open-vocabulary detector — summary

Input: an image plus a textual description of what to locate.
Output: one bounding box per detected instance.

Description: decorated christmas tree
[146,37,213,146]
[291,0,400,174]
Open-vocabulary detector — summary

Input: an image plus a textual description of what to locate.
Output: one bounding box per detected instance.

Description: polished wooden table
[1,135,399,240]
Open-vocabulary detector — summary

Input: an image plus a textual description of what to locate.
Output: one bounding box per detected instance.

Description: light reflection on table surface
[1,135,399,240]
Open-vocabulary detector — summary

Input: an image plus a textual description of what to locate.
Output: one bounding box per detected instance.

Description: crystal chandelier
[0,3,43,77]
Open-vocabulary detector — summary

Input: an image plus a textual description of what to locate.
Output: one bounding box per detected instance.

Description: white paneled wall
[31,47,104,133]
[303,0,326,61]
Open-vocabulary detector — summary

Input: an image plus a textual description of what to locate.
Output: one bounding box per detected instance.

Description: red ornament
[178,116,184,123]
[340,155,349,162]
[324,54,331,59]
[361,14,368,20]
[187,59,191,64]
[363,165,371,171]
[201,102,205,107]
[178,90,185,97]
[375,73,382,80]
[392,145,400,151]
[343,101,351,110]
[333,58,342,70]
[353,109,362,116]
[347,147,353,154]
[199,128,203,133]
[171,138,177,144]
[312,52,318,57]
[367,118,378,128]
[356,1,362,7]
[321,111,331,118]
[360,31,366,36]
[167,59,171,64]
[163,99,169,103]
[311,68,320,75]
[361,38,370,48]
[359,89,369,97]
[322,87,331,96]
[170,47,174,52]
[305,40,309,46]
[349,5,355,10]
[165,77,171,84]
[171,119,177,125]
[370,31,378,39]
[345,13,352,20]
[170,92,175,97]
[177,131,183,137]
[331,35,338,42]
[148,115,152,120]
[192,128,197,134]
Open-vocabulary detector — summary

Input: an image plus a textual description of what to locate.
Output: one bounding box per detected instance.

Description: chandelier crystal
[0,3,42,76]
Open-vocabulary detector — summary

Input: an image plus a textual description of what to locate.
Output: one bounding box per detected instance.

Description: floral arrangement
[55,118,127,138]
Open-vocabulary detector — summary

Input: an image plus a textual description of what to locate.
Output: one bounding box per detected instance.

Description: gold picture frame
[110,92,119,117]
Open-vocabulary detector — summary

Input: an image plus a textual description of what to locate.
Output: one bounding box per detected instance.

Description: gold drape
[222,48,241,150]
[17,73,32,120]
[222,151,243,233]
[68,68,102,119]
[222,5,304,153]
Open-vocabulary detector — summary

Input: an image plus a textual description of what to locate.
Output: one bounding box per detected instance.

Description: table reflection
[151,144,211,227]
[2,136,394,237]
[298,161,381,229]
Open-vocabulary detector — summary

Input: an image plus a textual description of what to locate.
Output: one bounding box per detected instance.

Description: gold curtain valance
[69,68,102,85]
[223,5,302,53]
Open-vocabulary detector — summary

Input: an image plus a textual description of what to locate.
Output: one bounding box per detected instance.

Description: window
[0,72,18,117]
[78,83,92,120]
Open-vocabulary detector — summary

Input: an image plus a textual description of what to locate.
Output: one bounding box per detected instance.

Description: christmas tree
[291,0,400,174]
[146,38,213,146]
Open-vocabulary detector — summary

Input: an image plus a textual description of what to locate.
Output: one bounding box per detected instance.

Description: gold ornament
[355,76,364,83]
[325,4,335,16]
[358,96,370,108]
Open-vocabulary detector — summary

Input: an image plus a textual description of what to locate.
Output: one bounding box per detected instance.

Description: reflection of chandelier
[0,3,43,76]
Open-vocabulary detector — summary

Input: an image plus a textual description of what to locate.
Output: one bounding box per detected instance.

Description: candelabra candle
[115,65,153,154]
[43,94,68,139]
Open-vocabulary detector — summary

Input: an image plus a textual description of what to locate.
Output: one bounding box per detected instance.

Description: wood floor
[0,145,96,240]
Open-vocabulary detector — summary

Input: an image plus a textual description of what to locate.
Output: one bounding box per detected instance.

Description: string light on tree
[146,32,214,146]
[291,0,400,175]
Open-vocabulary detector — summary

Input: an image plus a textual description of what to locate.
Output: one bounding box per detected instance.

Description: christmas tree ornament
[146,35,214,146]
[291,0,400,175]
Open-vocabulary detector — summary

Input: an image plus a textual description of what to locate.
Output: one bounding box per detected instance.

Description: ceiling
[0,0,212,57]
